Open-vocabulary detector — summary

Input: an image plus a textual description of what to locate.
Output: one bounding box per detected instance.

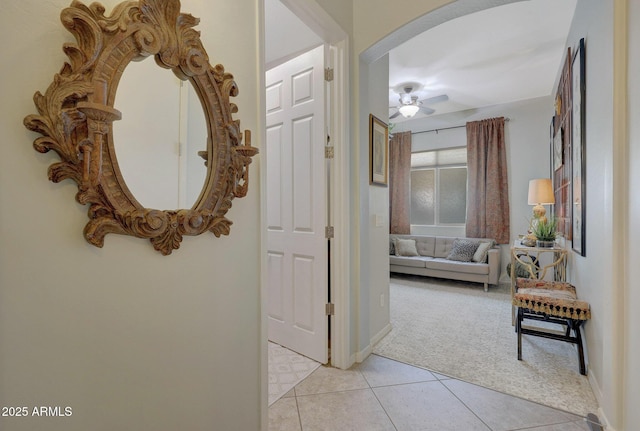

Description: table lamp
[527,178,554,223]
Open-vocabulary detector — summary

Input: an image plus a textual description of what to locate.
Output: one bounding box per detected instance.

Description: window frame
[410,147,468,227]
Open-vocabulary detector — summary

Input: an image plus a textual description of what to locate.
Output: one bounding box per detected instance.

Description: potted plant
[531,216,558,248]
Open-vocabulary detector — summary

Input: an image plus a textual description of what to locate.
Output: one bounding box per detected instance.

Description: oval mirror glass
[182,81,208,208]
[113,56,207,210]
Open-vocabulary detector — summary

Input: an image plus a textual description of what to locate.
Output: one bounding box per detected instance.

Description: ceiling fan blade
[419,106,435,115]
[389,110,401,119]
[420,94,449,105]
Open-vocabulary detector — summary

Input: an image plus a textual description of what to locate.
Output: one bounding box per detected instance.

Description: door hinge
[325,146,334,159]
[325,226,334,239]
[325,303,335,316]
[324,67,334,82]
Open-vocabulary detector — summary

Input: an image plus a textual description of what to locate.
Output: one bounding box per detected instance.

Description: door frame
[324,38,350,370]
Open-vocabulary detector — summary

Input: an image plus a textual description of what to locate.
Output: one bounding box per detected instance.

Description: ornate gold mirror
[24,0,258,255]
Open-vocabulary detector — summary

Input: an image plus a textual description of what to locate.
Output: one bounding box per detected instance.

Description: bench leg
[573,320,587,375]
[516,307,589,374]
[516,307,523,360]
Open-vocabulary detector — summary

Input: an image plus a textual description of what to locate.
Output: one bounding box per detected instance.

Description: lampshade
[399,104,420,118]
[527,179,555,205]
[527,178,554,222]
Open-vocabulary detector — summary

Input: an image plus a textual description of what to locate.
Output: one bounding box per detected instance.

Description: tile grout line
[509,418,593,431]
[293,388,304,431]
[437,380,587,431]
[280,354,592,431]
[437,379,497,431]
[358,368,400,431]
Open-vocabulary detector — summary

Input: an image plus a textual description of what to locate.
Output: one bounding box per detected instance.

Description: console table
[510,240,568,324]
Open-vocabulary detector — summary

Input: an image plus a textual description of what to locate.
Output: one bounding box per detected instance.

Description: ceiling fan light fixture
[399,104,420,118]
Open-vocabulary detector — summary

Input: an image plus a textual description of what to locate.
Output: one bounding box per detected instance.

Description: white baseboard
[588,369,604,406]
[597,407,614,431]
[371,323,392,347]
[349,352,357,366]
[587,371,614,431]
[354,323,393,363]
[355,344,371,363]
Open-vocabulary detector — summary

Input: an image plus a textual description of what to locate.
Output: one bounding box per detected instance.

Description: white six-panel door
[265,45,328,363]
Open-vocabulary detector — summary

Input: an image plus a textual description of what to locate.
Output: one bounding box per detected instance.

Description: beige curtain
[466,117,510,244]
[389,131,412,234]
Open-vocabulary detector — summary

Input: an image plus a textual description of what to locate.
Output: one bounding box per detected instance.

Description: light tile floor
[269,342,321,405]
[269,354,597,431]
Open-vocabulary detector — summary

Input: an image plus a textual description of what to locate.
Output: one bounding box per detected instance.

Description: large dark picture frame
[369,114,389,186]
[551,47,572,241]
[571,38,586,256]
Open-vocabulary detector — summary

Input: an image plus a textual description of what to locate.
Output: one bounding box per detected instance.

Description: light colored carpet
[373,275,599,416]
[268,342,320,406]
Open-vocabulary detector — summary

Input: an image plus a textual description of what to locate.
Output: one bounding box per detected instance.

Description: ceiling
[265,0,578,123]
[388,0,577,122]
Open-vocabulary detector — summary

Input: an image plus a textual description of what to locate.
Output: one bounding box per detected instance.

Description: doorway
[263,0,350,369]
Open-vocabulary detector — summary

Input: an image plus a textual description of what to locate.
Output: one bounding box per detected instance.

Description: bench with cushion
[512,277,591,375]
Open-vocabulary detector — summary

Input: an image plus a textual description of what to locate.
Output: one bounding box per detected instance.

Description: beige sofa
[389,235,501,291]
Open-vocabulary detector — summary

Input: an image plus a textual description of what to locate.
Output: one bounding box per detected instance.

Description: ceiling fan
[389,83,448,119]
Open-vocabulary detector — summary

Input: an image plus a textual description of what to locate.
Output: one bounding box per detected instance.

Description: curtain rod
[410,117,510,135]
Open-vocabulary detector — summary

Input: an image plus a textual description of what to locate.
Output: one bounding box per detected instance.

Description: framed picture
[571,38,586,256]
[552,46,573,241]
[549,116,555,175]
[369,114,388,186]
[553,127,563,171]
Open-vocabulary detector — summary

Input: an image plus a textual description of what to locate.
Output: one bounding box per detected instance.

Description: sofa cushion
[415,237,436,257]
[434,237,456,258]
[426,258,489,275]
[472,241,495,263]
[390,256,428,268]
[394,238,419,256]
[447,239,480,262]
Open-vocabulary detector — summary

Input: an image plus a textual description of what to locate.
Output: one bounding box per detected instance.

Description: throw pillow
[395,238,419,257]
[447,239,480,262]
[472,241,494,263]
[389,238,396,255]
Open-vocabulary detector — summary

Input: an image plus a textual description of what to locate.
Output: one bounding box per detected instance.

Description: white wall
[367,55,392,350]
[395,96,553,278]
[312,0,354,41]
[355,57,372,358]
[0,1,263,430]
[349,49,394,361]
[625,1,640,429]
[560,0,615,425]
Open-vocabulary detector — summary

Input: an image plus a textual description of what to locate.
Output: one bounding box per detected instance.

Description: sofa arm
[487,247,501,285]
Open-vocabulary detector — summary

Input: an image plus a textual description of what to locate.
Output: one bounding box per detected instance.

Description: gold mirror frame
[24,0,258,255]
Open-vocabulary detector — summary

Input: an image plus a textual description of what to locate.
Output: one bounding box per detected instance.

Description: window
[410,147,467,226]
